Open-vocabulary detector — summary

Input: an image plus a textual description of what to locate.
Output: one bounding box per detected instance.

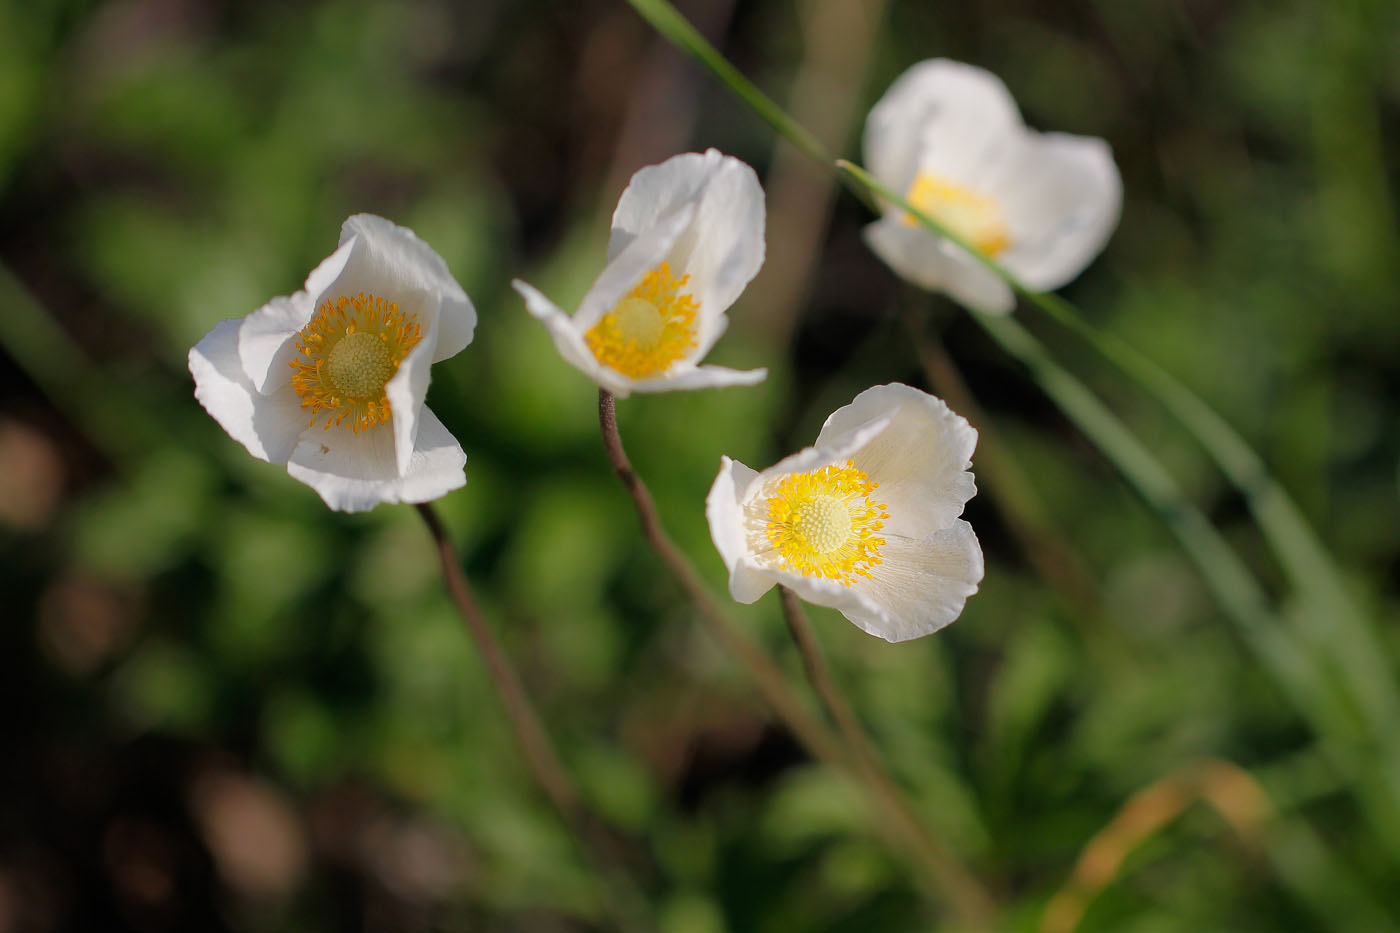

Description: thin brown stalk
[594,392,845,765]
[598,389,998,929]
[415,503,648,931]
[777,586,999,929]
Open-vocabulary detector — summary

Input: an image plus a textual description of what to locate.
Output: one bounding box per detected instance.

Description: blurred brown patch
[311,784,471,886]
[188,770,307,899]
[0,418,64,532]
[362,816,470,901]
[36,574,139,677]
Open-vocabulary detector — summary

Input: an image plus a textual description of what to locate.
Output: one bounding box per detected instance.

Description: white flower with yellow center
[188,214,476,512]
[863,59,1122,314]
[706,384,984,642]
[512,149,766,396]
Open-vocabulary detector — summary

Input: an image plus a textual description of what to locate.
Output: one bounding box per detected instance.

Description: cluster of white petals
[706,384,984,642]
[190,59,1120,637]
[188,214,476,512]
[863,59,1122,313]
[512,149,767,397]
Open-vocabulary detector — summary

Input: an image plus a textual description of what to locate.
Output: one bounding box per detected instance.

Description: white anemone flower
[706,383,984,642]
[512,149,766,397]
[863,59,1122,314]
[188,213,477,512]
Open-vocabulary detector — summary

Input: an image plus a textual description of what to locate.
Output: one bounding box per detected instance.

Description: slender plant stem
[415,503,648,931]
[595,392,845,765]
[597,390,997,928]
[775,587,997,925]
[775,586,904,799]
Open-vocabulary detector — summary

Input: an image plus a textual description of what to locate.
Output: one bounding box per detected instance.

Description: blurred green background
[1,0,1398,929]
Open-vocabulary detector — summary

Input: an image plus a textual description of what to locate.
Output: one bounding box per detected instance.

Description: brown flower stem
[777,586,998,929]
[595,393,845,765]
[597,388,997,928]
[415,503,649,931]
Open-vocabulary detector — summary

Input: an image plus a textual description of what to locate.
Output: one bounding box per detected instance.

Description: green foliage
[1,0,1398,929]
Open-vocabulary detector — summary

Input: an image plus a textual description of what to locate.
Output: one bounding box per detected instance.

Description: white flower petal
[526,151,765,396]
[237,293,316,395]
[336,214,477,362]
[862,59,1121,308]
[190,318,307,464]
[995,134,1122,290]
[863,218,1015,313]
[707,383,984,640]
[286,407,465,512]
[606,150,765,368]
[816,383,978,536]
[384,295,443,477]
[677,152,765,347]
[608,150,721,259]
[864,59,1023,196]
[846,521,984,642]
[934,242,1017,314]
[511,279,636,397]
[753,414,894,493]
[576,203,696,331]
[705,457,776,603]
[626,364,767,394]
[758,561,889,623]
[305,233,357,297]
[237,237,354,396]
[513,205,699,399]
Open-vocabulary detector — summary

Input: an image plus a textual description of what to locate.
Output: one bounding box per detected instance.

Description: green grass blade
[1032,290,1400,736]
[624,0,833,171]
[970,310,1400,852]
[839,160,1395,680]
[629,0,1400,861]
[835,161,1398,732]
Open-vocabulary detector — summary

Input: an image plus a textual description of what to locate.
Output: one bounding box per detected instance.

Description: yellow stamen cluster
[584,262,698,378]
[764,460,889,585]
[903,171,1011,257]
[289,293,422,433]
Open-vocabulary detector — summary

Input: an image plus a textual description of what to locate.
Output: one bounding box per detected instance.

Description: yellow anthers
[289,293,422,433]
[765,460,889,585]
[903,171,1011,257]
[584,262,699,378]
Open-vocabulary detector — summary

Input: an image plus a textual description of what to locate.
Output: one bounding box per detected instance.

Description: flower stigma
[762,460,889,584]
[903,171,1010,257]
[584,262,698,378]
[290,293,423,433]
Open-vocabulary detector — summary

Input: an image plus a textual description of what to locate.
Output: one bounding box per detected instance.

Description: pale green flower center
[290,293,422,433]
[792,494,853,555]
[328,331,397,400]
[609,297,665,349]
